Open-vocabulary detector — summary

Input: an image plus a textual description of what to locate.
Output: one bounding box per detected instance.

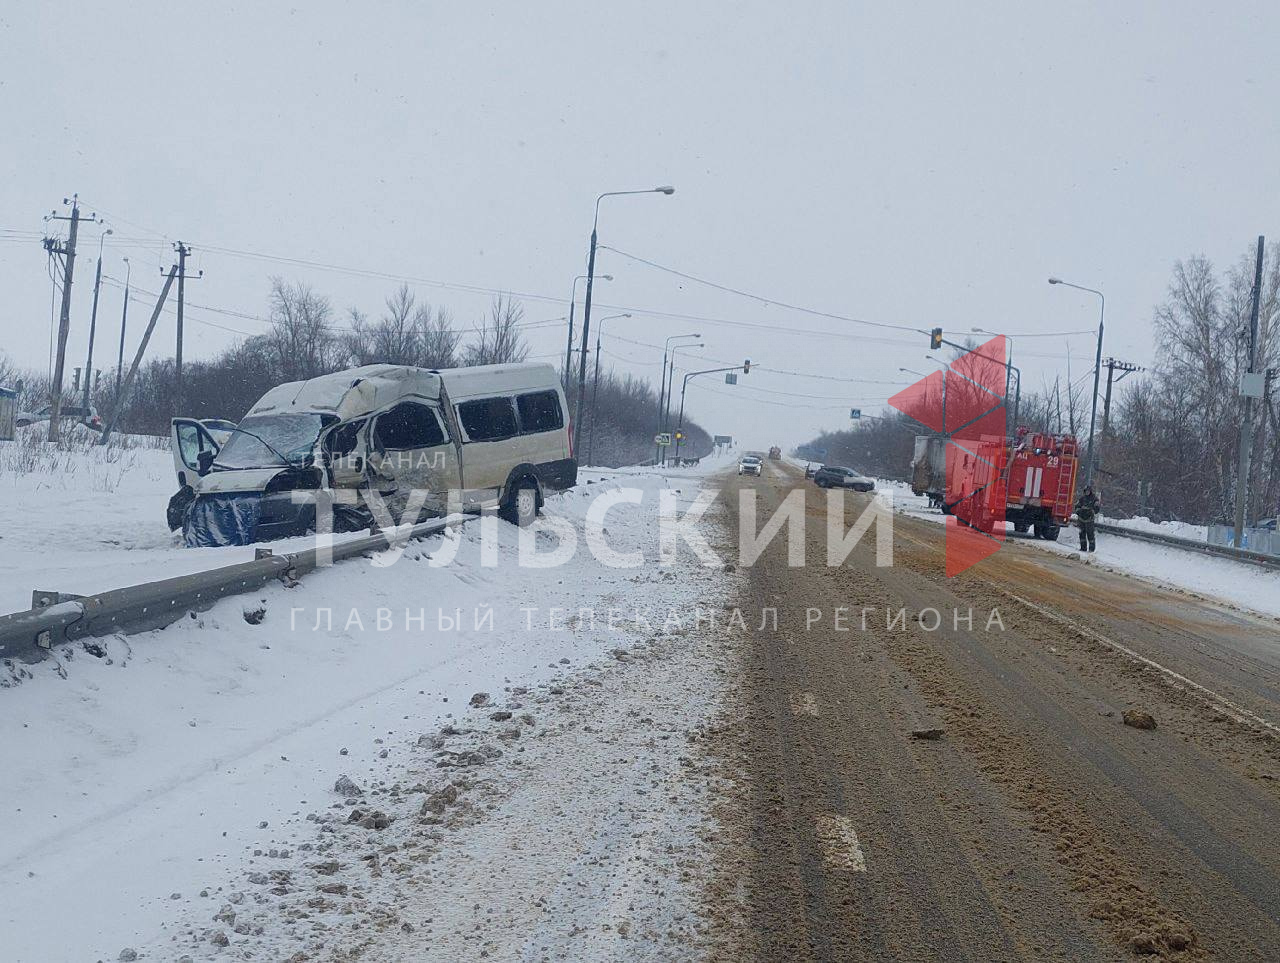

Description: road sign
[655,432,672,447]
[850,408,862,419]
[725,373,737,384]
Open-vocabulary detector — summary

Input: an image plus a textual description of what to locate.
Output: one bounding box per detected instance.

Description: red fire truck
[944,429,1079,540]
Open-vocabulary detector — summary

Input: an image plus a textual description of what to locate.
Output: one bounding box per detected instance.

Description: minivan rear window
[458,397,518,442]
[516,390,563,434]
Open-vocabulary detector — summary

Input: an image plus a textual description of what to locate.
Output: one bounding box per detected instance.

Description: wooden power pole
[42,196,99,441]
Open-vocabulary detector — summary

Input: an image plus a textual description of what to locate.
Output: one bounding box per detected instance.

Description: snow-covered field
[0,428,373,615]
[878,478,1280,619]
[0,435,738,962]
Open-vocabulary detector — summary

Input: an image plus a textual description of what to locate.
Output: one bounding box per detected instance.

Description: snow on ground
[0,427,373,615]
[0,441,738,962]
[879,477,1280,620]
[1107,515,1208,542]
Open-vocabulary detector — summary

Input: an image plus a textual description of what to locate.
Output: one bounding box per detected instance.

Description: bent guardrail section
[1095,520,1280,572]
[0,517,460,664]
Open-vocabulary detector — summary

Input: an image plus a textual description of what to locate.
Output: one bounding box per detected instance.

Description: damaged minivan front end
[180,411,334,547]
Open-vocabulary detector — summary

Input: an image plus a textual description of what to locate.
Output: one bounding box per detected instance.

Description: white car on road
[738,454,763,476]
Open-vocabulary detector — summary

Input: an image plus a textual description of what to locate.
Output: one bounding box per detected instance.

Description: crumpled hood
[196,467,287,494]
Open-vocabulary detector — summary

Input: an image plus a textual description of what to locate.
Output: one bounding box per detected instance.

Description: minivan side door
[454,395,520,508]
[513,388,572,486]
[366,400,461,522]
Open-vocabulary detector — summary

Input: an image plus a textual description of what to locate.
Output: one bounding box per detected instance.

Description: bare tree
[461,296,530,366]
[416,305,461,369]
[268,277,338,381]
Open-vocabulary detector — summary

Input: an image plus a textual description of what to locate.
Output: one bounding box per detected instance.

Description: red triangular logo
[887,369,945,432]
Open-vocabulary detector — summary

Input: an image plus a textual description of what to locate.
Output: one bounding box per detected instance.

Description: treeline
[794,414,917,482]
[798,241,1280,526]
[6,278,712,468]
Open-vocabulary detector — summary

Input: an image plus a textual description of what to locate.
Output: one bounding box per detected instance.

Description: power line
[599,244,919,333]
[98,273,568,340]
[689,378,881,411]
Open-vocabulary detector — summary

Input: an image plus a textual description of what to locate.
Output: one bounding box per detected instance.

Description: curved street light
[1048,276,1105,484]
[564,273,611,391]
[655,334,701,464]
[585,313,632,465]
[972,326,1021,427]
[664,342,706,464]
[574,186,676,452]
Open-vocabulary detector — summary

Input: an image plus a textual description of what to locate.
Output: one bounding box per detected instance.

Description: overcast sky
[3,1,1277,449]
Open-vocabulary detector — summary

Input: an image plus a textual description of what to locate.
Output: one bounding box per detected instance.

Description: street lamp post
[923,356,948,430]
[972,326,1020,428]
[664,342,704,464]
[586,313,631,465]
[564,273,611,398]
[1049,277,1105,486]
[116,256,131,395]
[655,334,701,464]
[574,186,674,454]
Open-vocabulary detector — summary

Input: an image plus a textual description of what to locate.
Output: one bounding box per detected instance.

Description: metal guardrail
[1095,520,1280,572]
[0,517,460,664]
[1206,522,1280,557]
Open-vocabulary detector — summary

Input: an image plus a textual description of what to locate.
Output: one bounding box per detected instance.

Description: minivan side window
[373,403,445,450]
[457,397,518,442]
[516,390,564,434]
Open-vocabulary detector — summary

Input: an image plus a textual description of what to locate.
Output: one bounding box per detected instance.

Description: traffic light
[929,327,943,350]
[743,359,751,373]
[674,430,684,441]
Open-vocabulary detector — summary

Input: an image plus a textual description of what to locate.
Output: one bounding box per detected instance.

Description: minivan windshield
[212,413,335,470]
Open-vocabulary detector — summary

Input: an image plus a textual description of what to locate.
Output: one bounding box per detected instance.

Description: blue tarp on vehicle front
[184,493,263,547]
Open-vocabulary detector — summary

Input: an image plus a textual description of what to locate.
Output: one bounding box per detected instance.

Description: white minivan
[171,362,576,546]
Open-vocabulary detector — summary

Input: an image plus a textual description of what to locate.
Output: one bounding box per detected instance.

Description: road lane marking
[890,523,1280,737]
[790,692,820,717]
[815,814,867,872]
[1000,589,1280,737]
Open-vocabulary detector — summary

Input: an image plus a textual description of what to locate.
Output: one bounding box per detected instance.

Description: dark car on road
[812,465,875,491]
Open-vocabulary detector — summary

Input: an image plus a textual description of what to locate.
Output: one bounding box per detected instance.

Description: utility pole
[174,241,191,415]
[1233,235,1265,546]
[82,227,113,411]
[116,257,131,395]
[100,265,178,445]
[42,196,99,441]
[1097,358,1144,481]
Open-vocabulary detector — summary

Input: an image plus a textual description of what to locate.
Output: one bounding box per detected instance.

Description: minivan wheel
[501,481,540,527]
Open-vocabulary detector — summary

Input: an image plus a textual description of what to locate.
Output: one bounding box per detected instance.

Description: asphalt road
[701,462,1280,962]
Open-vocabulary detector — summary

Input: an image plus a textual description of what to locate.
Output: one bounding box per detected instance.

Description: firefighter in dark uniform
[1075,485,1100,552]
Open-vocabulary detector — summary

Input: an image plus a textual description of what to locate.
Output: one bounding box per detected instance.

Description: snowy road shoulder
[145,626,732,963]
[0,457,739,962]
